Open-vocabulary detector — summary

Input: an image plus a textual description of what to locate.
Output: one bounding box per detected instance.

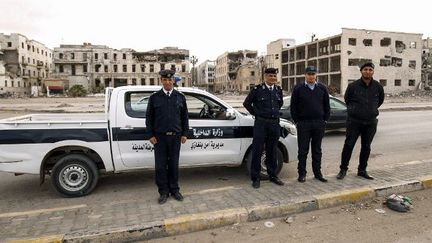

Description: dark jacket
[344,78,384,122]
[290,82,330,124]
[146,89,189,136]
[243,83,283,119]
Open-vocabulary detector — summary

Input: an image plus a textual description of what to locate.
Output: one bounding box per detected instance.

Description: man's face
[361,67,374,80]
[305,73,316,84]
[161,77,174,91]
[265,73,277,86]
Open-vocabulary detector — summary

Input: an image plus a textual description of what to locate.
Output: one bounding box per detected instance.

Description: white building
[196,60,215,93]
[0,33,53,96]
[266,39,295,85]
[281,28,422,94]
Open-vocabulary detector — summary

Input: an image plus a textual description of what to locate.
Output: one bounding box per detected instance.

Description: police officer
[243,68,284,189]
[290,66,330,183]
[146,69,189,204]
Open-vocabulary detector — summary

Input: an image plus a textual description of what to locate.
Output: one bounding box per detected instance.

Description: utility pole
[190,55,198,87]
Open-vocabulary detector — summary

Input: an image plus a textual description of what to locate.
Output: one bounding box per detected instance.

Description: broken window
[250,71,255,76]
[59,65,64,73]
[160,63,165,70]
[7,42,12,47]
[391,57,402,67]
[104,53,108,59]
[363,39,372,46]
[83,64,87,73]
[95,65,100,72]
[59,53,64,59]
[104,65,108,72]
[113,65,117,72]
[132,64,136,73]
[141,64,145,72]
[348,58,372,67]
[123,53,126,60]
[71,65,76,76]
[380,38,391,47]
[348,38,356,46]
[409,60,416,69]
[380,59,391,66]
[409,80,415,86]
[379,79,387,86]
[409,41,416,48]
[71,53,75,59]
[95,53,99,60]
[150,64,154,72]
[123,65,127,72]
[394,79,401,86]
[395,41,406,53]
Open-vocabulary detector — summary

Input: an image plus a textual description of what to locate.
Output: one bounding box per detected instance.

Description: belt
[164,131,177,136]
[256,116,280,123]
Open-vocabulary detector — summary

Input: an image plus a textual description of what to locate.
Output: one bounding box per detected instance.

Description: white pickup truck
[0,86,297,197]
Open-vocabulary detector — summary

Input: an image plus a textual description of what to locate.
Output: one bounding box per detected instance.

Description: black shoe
[269,177,284,186]
[357,171,374,180]
[297,175,306,183]
[252,180,260,189]
[171,192,184,201]
[314,175,328,183]
[336,170,347,180]
[158,194,169,204]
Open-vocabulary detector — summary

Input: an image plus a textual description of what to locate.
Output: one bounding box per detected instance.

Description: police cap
[264,68,278,74]
[305,66,317,74]
[159,69,175,78]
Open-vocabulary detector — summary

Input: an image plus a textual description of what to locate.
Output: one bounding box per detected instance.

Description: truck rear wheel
[51,154,99,197]
[246,147,284,180]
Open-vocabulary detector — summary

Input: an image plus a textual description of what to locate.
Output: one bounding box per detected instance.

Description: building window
[21,42,24,48]
[132,64,136,72]
[141,64,145,72]
[171,64,176,71]
[363,39,372,46]
[83,53,87,60]
[71,53,75,59]
[122,53,126,60]
[83,64,87,73]
[348,38,356,46]
[380,38,391,47]
[348,58,372,67]
[59,65,64,73]
[150,64,154,72]
[95,65,100,72]
[104,65,108,72]
[104,53,108,59]
[380,59,391,66]
[409,41,416,49]
[33,59,35,64]
[32,46,34,52]
[41,50,44,55]
[250,71,255,76]
[59,53,64,59]
[409,60,416,69]
[395,41,406,53]
[379,79,387,86]
[27,45,30,50]
[5,80,7,87]
[161,63,165,70]
[113,65,118,72]
[150,78,155,85]
[182,64,186,72]
[18,81,20,87]
[113,53,117,60]
[409,80,415,86]
[71,65,76,76]
[95,53,99,60]
[7,42,12,47]
[394,79,401,86]
[37,48,39,54]
[11,81,14,87]
[132,78,137,85]
[391,57,402,67]
[123,65,127,72]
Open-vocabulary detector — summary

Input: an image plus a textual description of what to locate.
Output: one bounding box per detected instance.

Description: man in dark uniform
[146,69,189,204]
[290,66,330,183]
[243,67,284,189]
[337,62,384,180]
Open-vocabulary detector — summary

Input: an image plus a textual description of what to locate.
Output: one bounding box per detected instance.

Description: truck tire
[51,154,99,197]
[246,147,284,180]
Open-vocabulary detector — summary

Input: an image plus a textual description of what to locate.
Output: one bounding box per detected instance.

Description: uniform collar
[264,83,274,90]
[162,88,174,96]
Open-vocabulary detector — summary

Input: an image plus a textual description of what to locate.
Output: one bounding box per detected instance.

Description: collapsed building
[53,45,191,91]
[0,33,53,96]
[280,28,422,94]
[215,50,261,93]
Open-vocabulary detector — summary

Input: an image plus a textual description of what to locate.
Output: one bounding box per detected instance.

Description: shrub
[67,85,87,97]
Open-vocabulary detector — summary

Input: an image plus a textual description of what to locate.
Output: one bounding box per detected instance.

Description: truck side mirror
[225,109,236,120]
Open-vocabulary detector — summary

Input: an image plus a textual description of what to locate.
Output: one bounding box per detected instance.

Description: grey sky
[0,0,429,63]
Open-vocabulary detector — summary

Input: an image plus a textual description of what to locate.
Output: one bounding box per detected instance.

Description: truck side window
[125,91,152,118]
[185,94,228,120]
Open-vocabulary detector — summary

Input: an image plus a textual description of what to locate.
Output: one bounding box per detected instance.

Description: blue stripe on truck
[0,129,108,144]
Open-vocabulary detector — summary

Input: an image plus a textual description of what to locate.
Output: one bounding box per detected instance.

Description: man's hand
[149,136,157,145]
[181,136,187,144]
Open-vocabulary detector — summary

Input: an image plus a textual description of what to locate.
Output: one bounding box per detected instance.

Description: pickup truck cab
[0,86,297,197]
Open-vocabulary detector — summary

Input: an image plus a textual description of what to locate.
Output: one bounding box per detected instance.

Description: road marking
[0,204,87,218]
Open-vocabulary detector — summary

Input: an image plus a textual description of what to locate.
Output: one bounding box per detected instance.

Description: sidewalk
[2,159,432,242]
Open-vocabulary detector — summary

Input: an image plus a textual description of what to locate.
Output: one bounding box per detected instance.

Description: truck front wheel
[246,147,284,180]
[51,154,99,197]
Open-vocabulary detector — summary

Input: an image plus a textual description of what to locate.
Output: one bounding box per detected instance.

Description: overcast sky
[0,0,430,64]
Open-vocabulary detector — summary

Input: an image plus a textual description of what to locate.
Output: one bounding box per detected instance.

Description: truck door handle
[120,125,134,130]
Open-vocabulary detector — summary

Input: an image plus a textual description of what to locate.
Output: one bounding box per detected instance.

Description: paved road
[1,110,432,213]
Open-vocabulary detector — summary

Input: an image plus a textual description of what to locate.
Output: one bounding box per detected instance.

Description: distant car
[280,96,347,131]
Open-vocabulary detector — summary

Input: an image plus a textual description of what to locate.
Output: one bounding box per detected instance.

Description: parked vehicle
[280,96,347,131]
[0,86,298,197]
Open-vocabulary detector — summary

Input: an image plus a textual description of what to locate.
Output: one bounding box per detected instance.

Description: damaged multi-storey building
[280,28,422,94]
[196,60,215,93]
[215,50,260,93]
[52,45,191,91]
[421,38,432,89]
[0,33,53,96]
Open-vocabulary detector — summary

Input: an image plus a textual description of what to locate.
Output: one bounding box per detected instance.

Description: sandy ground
[148,189,432,243]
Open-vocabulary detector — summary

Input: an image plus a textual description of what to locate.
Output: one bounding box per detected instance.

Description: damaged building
[53,45,191,91]
[0,33,53,96]
[265,39,296,85]
[215,50,260,93]
[196,60,215,93]
[280,28,422,94]
[421,38,432,89]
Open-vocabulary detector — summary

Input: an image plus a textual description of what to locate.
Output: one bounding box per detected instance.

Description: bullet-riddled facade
[281,28,422,94]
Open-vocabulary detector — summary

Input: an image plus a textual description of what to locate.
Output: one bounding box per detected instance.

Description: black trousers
[154,134,181,195]
[296,120,326,177]
[340,118,377,172]
[251,119,280,181]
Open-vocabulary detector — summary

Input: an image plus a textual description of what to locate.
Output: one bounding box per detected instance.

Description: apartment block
[196,60,216,93]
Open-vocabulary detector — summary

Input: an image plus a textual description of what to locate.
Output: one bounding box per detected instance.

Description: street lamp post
[190,55,198,87]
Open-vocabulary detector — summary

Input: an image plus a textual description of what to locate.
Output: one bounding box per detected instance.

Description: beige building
[266,39,295,83]
[281,28,422,94]
[196,60,215,93]
[0,33,53,96]
[53,45,191,91]
[215,50,260,93]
